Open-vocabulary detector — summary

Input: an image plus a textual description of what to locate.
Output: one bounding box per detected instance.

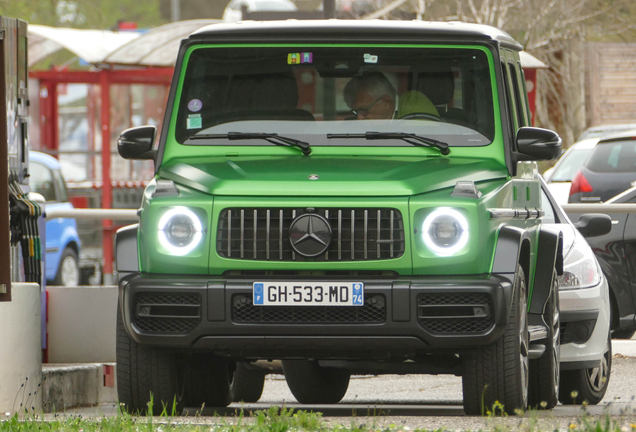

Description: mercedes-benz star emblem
[308,174,319,180]
[289,213,332,257]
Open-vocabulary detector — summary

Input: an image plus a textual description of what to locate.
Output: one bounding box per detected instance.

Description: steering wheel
[399,112,443,122]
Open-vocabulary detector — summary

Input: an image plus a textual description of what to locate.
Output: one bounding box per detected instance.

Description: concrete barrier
[46,286,117,363]
[0,283,42,415]
[41,363,117,413]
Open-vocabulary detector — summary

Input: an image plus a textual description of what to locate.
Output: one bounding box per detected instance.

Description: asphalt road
[57,341,636,430]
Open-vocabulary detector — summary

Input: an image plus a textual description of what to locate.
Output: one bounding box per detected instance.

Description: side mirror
[515,127,562,161]
[574,213,612,238]
[118,126,157,160]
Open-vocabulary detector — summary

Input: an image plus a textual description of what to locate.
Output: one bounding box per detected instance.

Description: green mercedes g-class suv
[115,20,564,415]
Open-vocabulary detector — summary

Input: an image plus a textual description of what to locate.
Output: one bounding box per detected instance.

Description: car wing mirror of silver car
[574,213,612,238]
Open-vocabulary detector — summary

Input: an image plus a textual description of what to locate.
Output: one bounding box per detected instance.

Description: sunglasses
[351,96,384,117]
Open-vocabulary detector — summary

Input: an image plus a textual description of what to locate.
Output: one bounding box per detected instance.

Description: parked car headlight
[558,233,601,290]
[158,207,203,256]
[422,207,469,256]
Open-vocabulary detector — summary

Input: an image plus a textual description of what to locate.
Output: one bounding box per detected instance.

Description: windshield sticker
[186,114,202,129]
[364,53,378,64]
[287,52,313,64]
[187,99,203,112]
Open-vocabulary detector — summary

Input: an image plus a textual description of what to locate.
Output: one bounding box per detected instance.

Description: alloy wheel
[61,255,79,286]
[586,339,610,393]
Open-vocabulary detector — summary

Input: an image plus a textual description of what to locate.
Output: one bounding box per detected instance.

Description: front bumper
[119,273,515,360]
[559,277,610,369]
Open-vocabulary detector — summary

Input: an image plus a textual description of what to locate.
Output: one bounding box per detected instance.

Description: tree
[0,0,166,29]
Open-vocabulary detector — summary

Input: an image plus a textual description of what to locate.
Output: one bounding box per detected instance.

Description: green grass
[1,404,636,432]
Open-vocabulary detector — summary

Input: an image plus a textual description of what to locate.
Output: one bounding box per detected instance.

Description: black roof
[189,20,522,50]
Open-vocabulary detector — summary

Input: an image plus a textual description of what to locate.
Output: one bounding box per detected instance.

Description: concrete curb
[42,363,117,413]
[37,341,635,413]
[612,340,636,357]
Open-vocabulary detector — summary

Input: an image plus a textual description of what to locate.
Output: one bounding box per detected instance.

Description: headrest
[226,73,299,110]
[417,71,455,106]
[397,90,439,118]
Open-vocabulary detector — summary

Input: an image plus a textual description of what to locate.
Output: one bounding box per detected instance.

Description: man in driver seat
[345,72,439,120]
[344,72,396,120]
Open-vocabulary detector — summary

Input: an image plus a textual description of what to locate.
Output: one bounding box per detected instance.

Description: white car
[222,0,298,22]
[541,180,611,405]
[544,138,599,205]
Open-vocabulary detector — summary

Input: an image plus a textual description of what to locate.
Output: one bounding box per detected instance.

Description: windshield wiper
[327,132,450,156]
[188,132,311,156]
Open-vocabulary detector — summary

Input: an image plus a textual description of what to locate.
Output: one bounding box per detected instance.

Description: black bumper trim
[560,360,601,371]
[120,273,514,357]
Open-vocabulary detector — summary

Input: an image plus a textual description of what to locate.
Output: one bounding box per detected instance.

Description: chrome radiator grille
[216,207,405,262]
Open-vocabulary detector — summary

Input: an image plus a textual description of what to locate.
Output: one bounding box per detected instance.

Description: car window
[549,147,593,181]
[507,62,525,128]
[500,61,517,139]
[30,161,57,202]
[176,46,496,146]
[52,169,68,202]
[586,140,636,173]
[540,189,556,224]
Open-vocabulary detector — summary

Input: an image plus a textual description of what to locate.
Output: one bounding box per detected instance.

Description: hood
[157,155,508,197]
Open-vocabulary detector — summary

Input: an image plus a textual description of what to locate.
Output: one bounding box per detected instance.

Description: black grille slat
[136,292,200,305]
[417,293,493,334]
[133,292,201,334]
[217,207,405,262]
[134,318,198,333]
[232,294,386,323]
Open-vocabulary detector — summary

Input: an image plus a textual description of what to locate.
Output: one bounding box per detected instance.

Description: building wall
[586,42,636,127]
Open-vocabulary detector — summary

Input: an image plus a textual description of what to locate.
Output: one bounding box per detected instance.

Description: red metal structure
[30,68,173,282]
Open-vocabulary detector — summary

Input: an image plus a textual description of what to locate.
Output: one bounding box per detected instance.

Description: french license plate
[252,282,364,306]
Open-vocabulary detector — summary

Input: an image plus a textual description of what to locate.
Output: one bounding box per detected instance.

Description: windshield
[549,148,593,182]
[175,45,495,148]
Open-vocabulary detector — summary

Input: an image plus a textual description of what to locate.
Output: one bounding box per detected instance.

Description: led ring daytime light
[158,207,203,256]
[422,207,469,256]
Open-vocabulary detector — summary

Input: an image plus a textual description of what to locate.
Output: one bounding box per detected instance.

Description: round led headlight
[422,207,469,256]
[157,207,203,256]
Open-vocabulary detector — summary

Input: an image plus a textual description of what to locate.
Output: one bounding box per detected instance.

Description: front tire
[117,306,187,415]
[462,265,529,415]
[230,362,266,403]
[282,360,350,404]
[559,332,612,405]
[528,272,560,409]
[185,353,232,409]
[52,247,80,286]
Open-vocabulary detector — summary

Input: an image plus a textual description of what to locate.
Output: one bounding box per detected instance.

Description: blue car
[29,151,81,286]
